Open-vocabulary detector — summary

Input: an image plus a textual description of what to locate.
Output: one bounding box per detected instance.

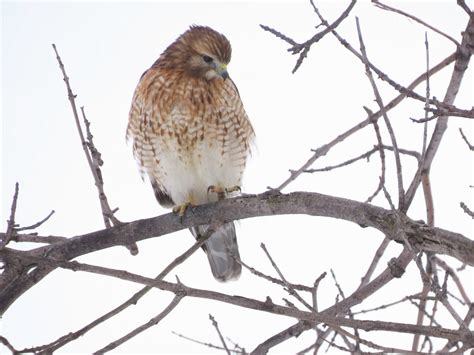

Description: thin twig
[440,302,474,352]
[357,237,391,289]
[353,293,422,315]
[14,248,470,345]
[250,321,312,355]
[304,145,421,174]
[52,45,123,236]
[456,0,472,16]
[373,1,460,46]
[312,272,327,312]
[80,106,121,227]
[433,257,471,305]
[459,128,474,150]
[422,32,430,156]
[94,294,184,353]
[237,257,313,292]
[460,202,474,218]
[15,210,55,232]
[404,16,474,211]
[357,18,405,210]
[260,243,315,312]
[261,0,356,73]
[0,336,18,353]
[329,269,361,351]
[333,325,430,354]
[312,1,457,110]
[30,230,214,353]
[2,183,19,249]
[209,314,231,355]
[363,107,388,205]
[172,331,244,353]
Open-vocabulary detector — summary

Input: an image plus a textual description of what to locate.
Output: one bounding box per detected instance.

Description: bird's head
[160,25,232,81]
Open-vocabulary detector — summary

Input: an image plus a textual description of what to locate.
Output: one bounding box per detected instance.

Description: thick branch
[1,191,472,315]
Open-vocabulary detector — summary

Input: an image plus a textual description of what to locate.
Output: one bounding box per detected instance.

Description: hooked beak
[216,63,229,80]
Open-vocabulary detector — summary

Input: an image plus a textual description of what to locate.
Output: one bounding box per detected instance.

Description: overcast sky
[1,0,473,353]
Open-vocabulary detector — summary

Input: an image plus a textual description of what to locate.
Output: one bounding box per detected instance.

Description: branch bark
[1,191,472,315]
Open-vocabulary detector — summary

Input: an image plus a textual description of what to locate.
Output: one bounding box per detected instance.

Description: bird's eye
[202,55,213,63]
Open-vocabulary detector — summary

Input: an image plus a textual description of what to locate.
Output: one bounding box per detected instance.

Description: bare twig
[412,253,435,351]
[422,32,431,156]
[357,237,391,289]
[209,314,231,355]
[272,52,456,191]
[312,272,327,312]
[353,293,422,315]
[404,16,474,210]
[94,294,183,353]
[407,298,442,328]
[415,106,474,120]
[459,128,474,150]
[357,18,405,210]
[15,210,55,232]
[304,145,421,174]
[460,202,474,218]
[440,302,474,352]
[260,243,314,311]
[250,321,312,355]
[364,107,389,205]
[434,257,471,305]
[373,1,460,46]
[312,1,458,109]
[172,331,244,353]
[333,325,430,354]
[15,249,472,345]
[457,0,472,16]
[2,183,19,249]
[237,257,313,292]
[29,230,214,353]
[51,45,124,241]
[0,336,18,353]
[80,106,122,228]
[329,269,361,351]
[261,0,356,73]
[259,25,296,46]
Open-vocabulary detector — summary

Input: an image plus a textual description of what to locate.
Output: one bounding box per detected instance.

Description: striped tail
[190,222,241,282]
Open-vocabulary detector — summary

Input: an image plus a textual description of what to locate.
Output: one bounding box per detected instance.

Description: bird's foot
[207,185,241,200]
[172,202,194,217]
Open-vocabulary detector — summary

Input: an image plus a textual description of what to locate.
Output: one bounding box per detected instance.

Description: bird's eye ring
[203,55,213,63]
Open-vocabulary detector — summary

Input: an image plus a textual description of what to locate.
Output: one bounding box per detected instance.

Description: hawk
[127,26,255,281]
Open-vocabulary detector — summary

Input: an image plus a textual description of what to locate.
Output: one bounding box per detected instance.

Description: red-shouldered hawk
[127,26,255,281]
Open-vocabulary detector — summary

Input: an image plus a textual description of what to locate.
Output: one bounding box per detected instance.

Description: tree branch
[404,16,474,210]
[1,191,473,315]
[10,251,473,346]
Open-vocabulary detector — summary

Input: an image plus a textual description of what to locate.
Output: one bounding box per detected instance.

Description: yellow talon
[207,185,241,200]
[173,202,193,217]
[225,185,241,194]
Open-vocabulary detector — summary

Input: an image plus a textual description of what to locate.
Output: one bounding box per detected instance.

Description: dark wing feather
[150,179,174,207]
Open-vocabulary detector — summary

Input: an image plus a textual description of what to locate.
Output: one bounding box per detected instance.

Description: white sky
[1,0,473,353]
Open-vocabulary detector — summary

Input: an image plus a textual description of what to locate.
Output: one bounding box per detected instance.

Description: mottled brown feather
[126,26,254,281]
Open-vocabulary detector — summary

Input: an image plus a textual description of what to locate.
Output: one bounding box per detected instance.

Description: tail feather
[190,222,241,282]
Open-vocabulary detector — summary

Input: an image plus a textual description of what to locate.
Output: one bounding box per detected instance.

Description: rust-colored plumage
[127,26,254,281]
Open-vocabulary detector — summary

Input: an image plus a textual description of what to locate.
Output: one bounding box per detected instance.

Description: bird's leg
[207,185,241,201]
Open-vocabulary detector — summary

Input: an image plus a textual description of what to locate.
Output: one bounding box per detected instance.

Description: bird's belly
[154,138,245,206]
